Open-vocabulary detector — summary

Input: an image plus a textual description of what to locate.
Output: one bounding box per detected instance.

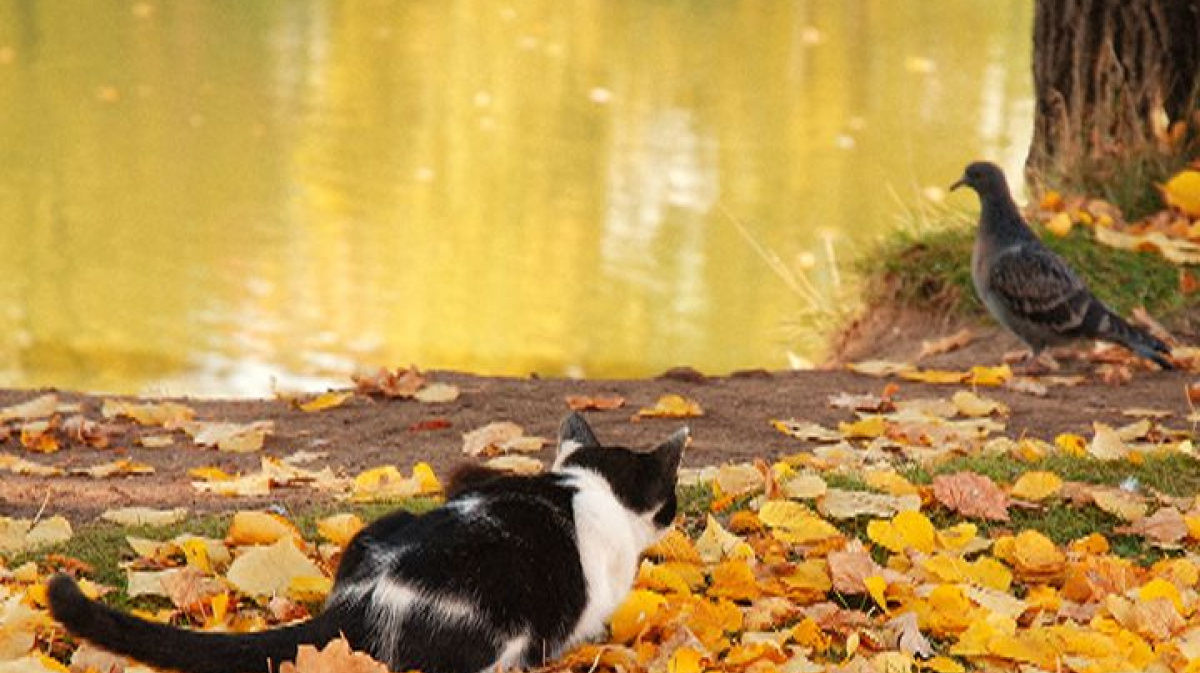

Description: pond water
[0,0,1033,396]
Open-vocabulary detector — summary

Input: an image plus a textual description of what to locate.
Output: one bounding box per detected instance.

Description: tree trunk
[1027,0,1200,193]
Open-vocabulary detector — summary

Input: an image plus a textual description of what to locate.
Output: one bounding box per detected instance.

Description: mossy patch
[862,218,1198,324]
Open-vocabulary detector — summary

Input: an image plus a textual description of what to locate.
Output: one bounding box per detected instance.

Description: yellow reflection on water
[0,0,1033,396]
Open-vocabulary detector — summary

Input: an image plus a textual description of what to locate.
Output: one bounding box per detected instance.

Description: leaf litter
[3,370,1200,673]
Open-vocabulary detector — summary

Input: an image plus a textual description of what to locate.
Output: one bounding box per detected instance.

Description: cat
[47,412,687,673]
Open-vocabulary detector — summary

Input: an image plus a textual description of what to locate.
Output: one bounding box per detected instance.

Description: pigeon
[951,160,1173,370]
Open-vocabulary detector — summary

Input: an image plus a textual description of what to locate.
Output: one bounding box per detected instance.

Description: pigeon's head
[950,161,1008,195]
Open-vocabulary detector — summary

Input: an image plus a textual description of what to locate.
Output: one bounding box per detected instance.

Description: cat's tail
[48,574,347,673]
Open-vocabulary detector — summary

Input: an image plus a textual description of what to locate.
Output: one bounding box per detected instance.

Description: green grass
[10,499,441,609]
[863,218,1197,323]
[902,452,1200,563]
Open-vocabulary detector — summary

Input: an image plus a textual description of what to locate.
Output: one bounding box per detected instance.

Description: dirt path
[1,358,1192,520]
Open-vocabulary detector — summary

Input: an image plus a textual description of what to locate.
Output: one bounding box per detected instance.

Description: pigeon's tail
[1095,309,1175,370]
[48,574,346,673]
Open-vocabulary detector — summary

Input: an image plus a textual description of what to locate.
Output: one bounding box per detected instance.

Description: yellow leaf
[758,501,841,544]
[100,507,188,527]
[1008,530,1065,576]
[1163,169,1200,217]
[936,522,979,551]
[188,466,234,481]
[838,415,887,439]
[867,511,936,554]
[101,399,195,427]
[636,561,693,595]
[316,513,365,548]
[668,647,706,673]
[225,537,323,597]
[710,559,761,601]
[864,470,919,496]
[228,511,301,547]
[695,515,754,563]
[298,391,353,412]
[899,369,967,384]
[1138,577,1184,614]
[179,537,213,574]
[864,575,888,611]
[1054,433,1088,457]
[207,592,230,627]
[1045,212,1073,236]
[1010,471,1063,501]
[609,589,668,643]
[635,394,704,419]
[288,575,334,603]
[964,364,1012,386]
[923,655,965,673]
[951,391,1008,417]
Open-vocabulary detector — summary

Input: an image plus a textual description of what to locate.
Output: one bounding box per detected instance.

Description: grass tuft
[861,217,1198,322]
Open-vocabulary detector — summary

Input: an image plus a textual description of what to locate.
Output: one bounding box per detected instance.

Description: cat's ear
[559,412,601,448]
[653,427,688,476]
[555,412,600,468]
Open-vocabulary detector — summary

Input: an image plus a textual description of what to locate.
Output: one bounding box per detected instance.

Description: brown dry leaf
[297,391,353,412]
[714,463,764,498]
[277,637,391,673]
[0,394,59,423]
[917,329,975,360]
[483,455,544,475]
[183,420,274,453]
[1116,506,1187,544]
[565,394,626,411]
[461,421,525,457]
[60,415,118,449]
[1091,488,1148,521]
[101,399,196,428]
[635,394,704,419]
[772,419,842,443]
[827,391,895,413]
[818,489,920,520]
[352,366,426,398]
[414,383,460,404]
[1088,422,1130,461]
[933,472,1010,521]
[70,459,154,478]
[1005,377,1048,397]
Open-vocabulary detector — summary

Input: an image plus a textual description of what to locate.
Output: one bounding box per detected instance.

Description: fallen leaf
[461,421,525,457]
[847,360,916,377]
[565,394,626,411]
[183,420,274,453]
[917,329,975,360]
[316,514,364,548]
[228,511,302,546]
[483,455,544,475]
[225,537,324,597]
[1116,506,1187,544]
[298,391,353,412]
[414,383,460,404]
[1091,489,1148,521]
[100,507,188,527]
[635,394,704,419]
[408,418,452,432]
[818,489,920,520]
[352,366,426,398]
[951,391,1008,417]
[69,459,154,478]
[933,472,1009,521]
[772,419,842,443]
[1088,422,1130,460]
[1009,471,1062,501]
[0,394,59,422]
[278,637,390,673]
[1162,169,1200,217]
[101,399,195,427]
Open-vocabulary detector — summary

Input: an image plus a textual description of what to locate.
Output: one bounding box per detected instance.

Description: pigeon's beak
[950,176,967,192]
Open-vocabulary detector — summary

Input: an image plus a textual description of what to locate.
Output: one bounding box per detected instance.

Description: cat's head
[553,412,687,531]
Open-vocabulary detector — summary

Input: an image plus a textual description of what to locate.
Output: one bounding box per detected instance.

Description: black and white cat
[48,412,686,673]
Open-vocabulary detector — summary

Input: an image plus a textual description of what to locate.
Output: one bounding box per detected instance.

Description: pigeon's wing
[986,245,1098,336]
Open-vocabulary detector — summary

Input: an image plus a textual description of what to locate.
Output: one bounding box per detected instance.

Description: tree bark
[1027,0,1200,186]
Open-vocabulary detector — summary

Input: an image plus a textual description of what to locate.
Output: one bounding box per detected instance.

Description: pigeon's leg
[1007,346,1060,375]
